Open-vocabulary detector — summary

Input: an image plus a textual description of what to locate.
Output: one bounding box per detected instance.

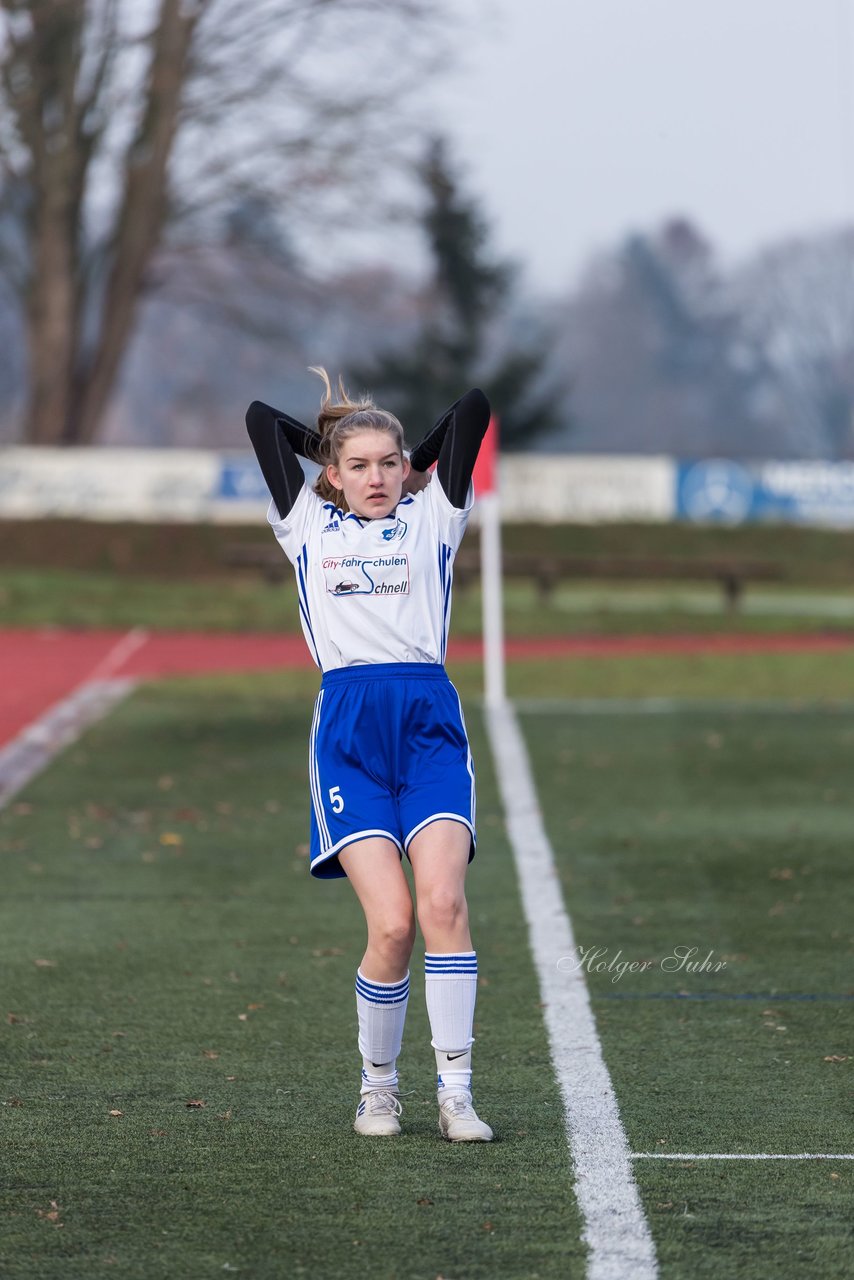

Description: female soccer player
[245,370,493,1142]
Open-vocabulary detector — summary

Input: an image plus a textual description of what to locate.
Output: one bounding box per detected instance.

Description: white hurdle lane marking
[0,678,137,810]
[86,625,149,682]
[485,701,658,1280]
[0,625,147,810]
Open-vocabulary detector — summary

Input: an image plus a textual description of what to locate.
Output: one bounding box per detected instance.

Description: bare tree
[0,0,453,444]
[732,228,854,459]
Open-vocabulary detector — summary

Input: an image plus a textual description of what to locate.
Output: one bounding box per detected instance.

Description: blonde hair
[309,366,405,509]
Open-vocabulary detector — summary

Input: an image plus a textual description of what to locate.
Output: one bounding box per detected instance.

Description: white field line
[0,678,136,809]
[485,701,658,1280]
[633,1153,854,1160]
[510,697,854,716]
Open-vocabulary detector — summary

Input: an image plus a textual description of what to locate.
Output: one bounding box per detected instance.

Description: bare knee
[369,911,416,966]
[417,886,468,937]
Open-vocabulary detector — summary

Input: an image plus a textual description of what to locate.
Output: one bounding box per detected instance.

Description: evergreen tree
[352,137,559,449]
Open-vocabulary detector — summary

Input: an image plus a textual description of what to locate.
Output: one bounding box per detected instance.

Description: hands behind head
[402,467,432,497]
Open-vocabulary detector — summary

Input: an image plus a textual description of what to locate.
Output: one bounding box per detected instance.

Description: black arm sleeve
[434,388,491,509]
[409,397,461,473]
[275,410,323,463]
[245,400,308,519]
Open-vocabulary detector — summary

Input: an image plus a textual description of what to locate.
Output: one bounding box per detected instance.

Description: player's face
[327,431,410,519]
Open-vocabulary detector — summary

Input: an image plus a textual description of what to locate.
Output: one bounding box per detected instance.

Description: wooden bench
[225,543,783,612]
[453,551,784,611]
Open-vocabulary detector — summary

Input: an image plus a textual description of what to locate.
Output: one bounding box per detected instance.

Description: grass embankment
[4,518,854,582]
[3,517,854,635]
[7,566,854,635]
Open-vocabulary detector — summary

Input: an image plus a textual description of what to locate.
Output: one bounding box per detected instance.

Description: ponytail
[309,367,406,510]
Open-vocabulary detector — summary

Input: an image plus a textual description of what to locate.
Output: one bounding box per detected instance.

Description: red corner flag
[473,414,498,497]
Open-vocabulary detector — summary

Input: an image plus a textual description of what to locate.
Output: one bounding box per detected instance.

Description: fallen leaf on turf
[149,1129,168,1137]
[831,1172,840,1179]
[417,1197,433,1206]
[7,1013,27,1025]
[5,1098,23,1107]
[824,1055,850,1063]
[185,1099,206,1108]
[202,1049,220,1059]
[157,776,175,790]
[237,1013,248,1021]
[770,868,794,880]
[247,1003,264,1011]
[225,1076,237,1082]
[108,1109,123,1117]
[217,1109,232,1121]
[159,833,183,846]
[33,959,56,969]
[481,1221,495,1232]
[36,1200,63,1226]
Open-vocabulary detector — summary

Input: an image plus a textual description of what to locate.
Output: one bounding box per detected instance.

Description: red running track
[3,626,854,748]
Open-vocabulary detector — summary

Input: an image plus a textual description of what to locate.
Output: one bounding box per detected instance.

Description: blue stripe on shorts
[308,664,476,880]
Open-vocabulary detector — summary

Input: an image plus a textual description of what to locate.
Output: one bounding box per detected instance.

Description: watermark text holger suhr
[558,945,728,984]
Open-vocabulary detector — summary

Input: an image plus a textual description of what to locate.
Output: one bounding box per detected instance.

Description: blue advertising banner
[215,456,270,501]
[677,459,854,526]
[215,455,319,503]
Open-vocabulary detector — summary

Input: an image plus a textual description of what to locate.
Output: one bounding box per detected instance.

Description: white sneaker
[354,1089,402,1137]
[438,1093,494,1142]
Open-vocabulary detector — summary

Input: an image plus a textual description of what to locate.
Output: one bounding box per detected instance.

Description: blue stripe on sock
[424,953,477,975]
[355,974,410,1004]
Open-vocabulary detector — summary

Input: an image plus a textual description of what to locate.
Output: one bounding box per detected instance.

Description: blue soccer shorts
[307,662,476,879]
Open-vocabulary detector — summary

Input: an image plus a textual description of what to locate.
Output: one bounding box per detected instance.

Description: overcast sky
[429,0,854,295]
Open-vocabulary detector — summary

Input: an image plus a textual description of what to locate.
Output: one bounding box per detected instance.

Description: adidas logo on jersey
[322,519,341,533]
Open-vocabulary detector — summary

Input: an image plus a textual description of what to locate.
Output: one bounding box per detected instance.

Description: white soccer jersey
[267,478,474,671]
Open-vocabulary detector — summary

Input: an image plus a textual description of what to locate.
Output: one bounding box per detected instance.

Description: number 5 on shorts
[329,786,344,813]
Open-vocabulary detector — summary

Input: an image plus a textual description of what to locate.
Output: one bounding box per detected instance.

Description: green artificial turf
[3,662,854,1277]
[519,705,854,1279]
[0,675,585,1280]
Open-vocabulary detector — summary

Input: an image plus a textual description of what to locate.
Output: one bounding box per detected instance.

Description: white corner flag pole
[477,415,506,709]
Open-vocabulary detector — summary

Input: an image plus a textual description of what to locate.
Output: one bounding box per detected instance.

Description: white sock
[424,951,477,1098]
[355,969,409,1094]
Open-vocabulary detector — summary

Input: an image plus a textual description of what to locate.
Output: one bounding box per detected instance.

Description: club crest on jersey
[322,553,410,597]
[381,518,407,542]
